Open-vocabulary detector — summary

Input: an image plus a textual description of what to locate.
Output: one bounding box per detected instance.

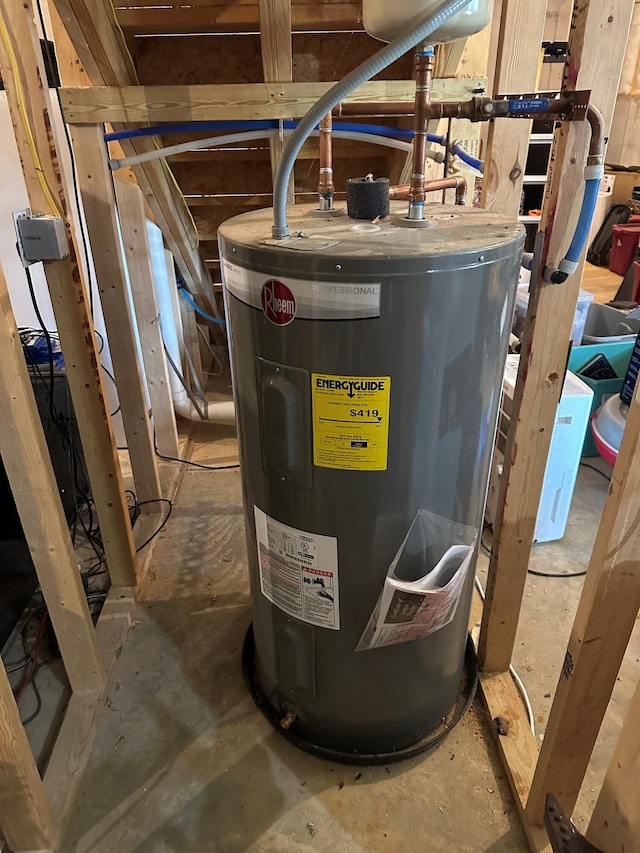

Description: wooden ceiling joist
[52,0,214,304]
[115,2,362,35]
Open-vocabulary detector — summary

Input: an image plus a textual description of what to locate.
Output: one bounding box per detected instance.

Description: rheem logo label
[261,280,296,326]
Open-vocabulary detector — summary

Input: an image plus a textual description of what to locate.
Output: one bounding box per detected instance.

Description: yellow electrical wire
[157,149,200,250]
[105,0,138,82]
[0,7,62,218]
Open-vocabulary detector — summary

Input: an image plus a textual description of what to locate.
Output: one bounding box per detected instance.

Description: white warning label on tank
[254,507,340,630]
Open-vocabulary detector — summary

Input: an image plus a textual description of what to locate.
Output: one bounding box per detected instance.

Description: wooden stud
[0,265,106,692]
[114,178,181,459]
[59,78,485,123]
[0,0,137,587]
[52,0,214,305]
[0,661,55,853]
[480,0,547,213]
[259,0,295,204]
[479,0,635,675]
[607,0,640,165]
[525,376,640,822]
[71,123,162,508]
[588,679,640,852]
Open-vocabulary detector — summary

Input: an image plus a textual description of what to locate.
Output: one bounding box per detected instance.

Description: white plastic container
[363,0,491,43]
[582,302,640,344]
[486,356,594,543]
[513,285,594,346]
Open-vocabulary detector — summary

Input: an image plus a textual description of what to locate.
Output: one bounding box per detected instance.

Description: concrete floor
[58,426,638,852]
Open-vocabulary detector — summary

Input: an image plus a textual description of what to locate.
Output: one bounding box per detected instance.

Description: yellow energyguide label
[312,373,391,471]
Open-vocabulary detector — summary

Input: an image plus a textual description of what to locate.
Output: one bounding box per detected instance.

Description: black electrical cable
[25,267,56,423]
[23,273,120,561]
[98,361,122,417]
[527,568,587,578]
[154,447,240,471]
[21,284,101,563]
[481,535,586,578]
[579,461,612,482]
[134,498,174,551]
[5,656,33,675]
[20,667,43,727]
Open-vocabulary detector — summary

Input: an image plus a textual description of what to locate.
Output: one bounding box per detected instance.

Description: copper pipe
[409,49,435,219]
[334,102,415,116]
[390,176,467,204]
[318,112,335,210]
[334,98,487,120]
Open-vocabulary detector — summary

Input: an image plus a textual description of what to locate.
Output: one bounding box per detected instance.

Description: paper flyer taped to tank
[357,510,477,651]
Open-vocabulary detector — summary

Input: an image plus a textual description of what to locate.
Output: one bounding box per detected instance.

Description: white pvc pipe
[147,222,235,423]
[109,129,434,171]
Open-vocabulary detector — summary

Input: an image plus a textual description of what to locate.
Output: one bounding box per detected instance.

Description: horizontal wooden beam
[116,2,362,33]
[61,77,485,123]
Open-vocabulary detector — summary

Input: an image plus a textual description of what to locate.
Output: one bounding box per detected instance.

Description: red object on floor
[591,415,618,466]
[609,223,640,275]
[633,260,640,302]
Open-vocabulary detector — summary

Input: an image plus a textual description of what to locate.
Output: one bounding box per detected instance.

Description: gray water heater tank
[219,203,524,759]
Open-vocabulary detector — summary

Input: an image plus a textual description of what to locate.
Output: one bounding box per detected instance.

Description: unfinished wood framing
[114,178,181,459]
[259,0,295,203]
[479,0,635,674]
[607,0,640,165]
[0,0,137,587]
[59,78,484,124]
[0,267,105,693]
[476,0,638,848]
[479,671,552,853]
[588,678,640,852]
[0,660,55,852]
[71,123,162,507]
[525,373,640,822]
[1,0,639,847]
[52,0,213,304]
[480,0,547,213]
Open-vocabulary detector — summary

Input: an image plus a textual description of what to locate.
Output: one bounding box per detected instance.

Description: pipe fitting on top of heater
[390,175,467,205]
[318,113,335,211]
[544,105,606,285]
[270,0,474,239]
[408,45,435,222]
